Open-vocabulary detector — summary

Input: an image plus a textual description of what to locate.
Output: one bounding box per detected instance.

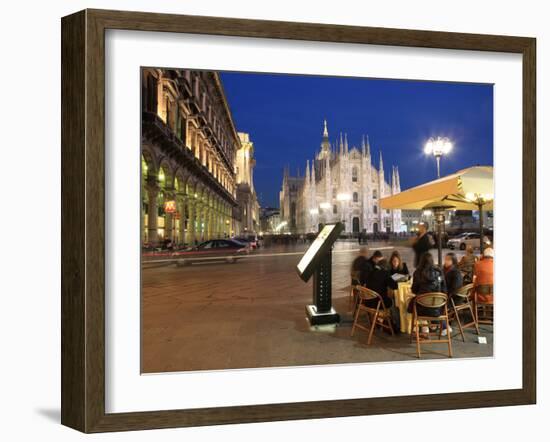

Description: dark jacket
[409,266,447,315]
[390,262,409,277]
[364,264,398,308]
[412,233,433,267]
[358,257,376,286]
[351,255,369,284]
[444,265,463,300]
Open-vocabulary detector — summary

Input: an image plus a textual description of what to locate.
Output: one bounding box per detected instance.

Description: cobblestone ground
[142,241,493,373]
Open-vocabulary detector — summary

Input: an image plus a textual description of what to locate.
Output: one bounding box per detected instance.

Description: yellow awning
[380,166,494,211]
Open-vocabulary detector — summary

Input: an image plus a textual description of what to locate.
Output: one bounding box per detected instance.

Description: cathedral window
[373,204,378,214]
[353,192,358,203]
[352,167,358,182]
[373,189,377,199]
[333,204,338,214]
[332,188,337,199]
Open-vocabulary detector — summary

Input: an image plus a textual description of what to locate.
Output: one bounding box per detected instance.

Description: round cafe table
[394,281,414,334]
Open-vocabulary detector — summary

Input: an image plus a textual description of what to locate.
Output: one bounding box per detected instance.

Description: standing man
[412,222,434,267]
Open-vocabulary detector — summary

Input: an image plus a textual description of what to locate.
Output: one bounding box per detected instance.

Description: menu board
[296,222,344,281]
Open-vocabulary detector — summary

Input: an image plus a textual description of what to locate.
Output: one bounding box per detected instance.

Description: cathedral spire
[319,119,330,156]
[361,135,366,155]
[339,133,344,155]
[311,159,316,182]
[344,133,349,154]
[396,165,401,191]
[305,160,310,183]
[379,150,384,176]
[366,135,371,158]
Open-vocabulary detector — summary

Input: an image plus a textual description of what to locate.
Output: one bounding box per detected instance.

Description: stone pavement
[141,241,493,373]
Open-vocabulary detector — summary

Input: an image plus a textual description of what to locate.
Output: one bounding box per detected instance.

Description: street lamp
[424,137,453,178]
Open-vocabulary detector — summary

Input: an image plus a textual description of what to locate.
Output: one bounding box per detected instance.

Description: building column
[177,196,185,246]
[164,192,175,242]
[187,200,196,246]
[146,185,159,245]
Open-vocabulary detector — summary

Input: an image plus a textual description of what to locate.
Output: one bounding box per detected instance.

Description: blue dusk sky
[220,72,494,208]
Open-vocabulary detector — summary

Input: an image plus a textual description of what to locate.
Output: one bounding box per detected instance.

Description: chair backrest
[350,270,360,283]
[476,284,494,295]
[356,286,384,304]
[456,283,474,299]
[416,292,448,309]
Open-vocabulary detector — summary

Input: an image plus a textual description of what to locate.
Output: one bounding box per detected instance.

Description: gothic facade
[280,121,402,234]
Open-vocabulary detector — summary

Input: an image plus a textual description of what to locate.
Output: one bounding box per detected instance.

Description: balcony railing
[142,111,237,206]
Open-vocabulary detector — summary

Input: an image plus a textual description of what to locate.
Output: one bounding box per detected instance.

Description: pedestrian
[411,222,434,267]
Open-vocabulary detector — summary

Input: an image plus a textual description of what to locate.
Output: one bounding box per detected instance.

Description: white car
[448,233,491,250]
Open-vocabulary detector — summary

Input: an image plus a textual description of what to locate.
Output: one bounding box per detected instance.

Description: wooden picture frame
[61,8,536,433]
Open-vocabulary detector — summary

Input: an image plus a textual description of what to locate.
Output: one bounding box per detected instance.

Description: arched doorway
[373,222,379,234]
[352,217,360,233]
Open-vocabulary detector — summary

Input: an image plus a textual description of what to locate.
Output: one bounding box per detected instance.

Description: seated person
[474,247,494,303]
[362,250,400,329]
[350,246,370,285]
[409,252,447,317]
[389,250,409,278]
[458,245,478,283]
[443,252,464,304]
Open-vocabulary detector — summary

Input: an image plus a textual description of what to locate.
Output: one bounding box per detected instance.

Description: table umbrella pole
[479,202,485,254]
[435,208,444,267]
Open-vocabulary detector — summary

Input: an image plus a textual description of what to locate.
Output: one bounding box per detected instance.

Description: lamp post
[424,137,453,178]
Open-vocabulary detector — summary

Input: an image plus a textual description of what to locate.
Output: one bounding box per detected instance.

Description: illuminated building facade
[141,68,243,246]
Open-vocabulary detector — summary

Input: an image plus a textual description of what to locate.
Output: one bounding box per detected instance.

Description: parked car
[172,239,249,266]
[232,236,259,249]
[448,232,491,250]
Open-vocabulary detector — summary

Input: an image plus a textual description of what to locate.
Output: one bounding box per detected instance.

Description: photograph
[140,67,495,374]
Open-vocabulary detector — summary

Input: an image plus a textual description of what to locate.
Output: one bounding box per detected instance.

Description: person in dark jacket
[441,252,463,336]
[411,222,434,267]
[362,251,400,330]
[443,252,463,303]
[361,251,397,306]
[389,250,410,278]
[350,247,370,285]
[409,252,447,316]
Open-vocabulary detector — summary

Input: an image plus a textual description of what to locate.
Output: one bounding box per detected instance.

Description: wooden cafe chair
[410,292,452,358]
[474,284,494,325]
[351,286,394,345]
[349,270,361,311]
[448,283,480,342]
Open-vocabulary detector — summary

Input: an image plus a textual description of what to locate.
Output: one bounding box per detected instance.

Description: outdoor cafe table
[394,280,414,334]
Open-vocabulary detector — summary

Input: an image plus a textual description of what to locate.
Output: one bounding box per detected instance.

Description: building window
[352,166,358,182]
[332,188,337,199]
[353,192,358,203]
[333,204,338,214]
[373,205,378,214]
[373,189,377,199]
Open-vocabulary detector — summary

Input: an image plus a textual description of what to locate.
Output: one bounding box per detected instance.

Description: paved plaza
[141,241,493,373]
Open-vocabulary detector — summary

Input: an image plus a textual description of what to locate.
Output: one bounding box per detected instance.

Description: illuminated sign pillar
[296,222,344,326]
